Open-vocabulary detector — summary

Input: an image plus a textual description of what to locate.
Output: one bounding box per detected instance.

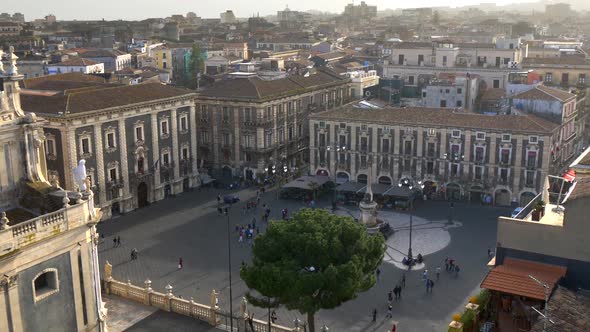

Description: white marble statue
[6,46,18,76]
[73,160,88,192]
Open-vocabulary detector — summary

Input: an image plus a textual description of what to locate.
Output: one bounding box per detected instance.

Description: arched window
[32,268,59,303]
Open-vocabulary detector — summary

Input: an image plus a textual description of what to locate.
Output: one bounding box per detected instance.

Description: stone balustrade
[103,262,295,332]
[0,194,99,255]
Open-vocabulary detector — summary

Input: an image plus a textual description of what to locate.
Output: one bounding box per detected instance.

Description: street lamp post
[224,206,234,331]
[448,202,454,225]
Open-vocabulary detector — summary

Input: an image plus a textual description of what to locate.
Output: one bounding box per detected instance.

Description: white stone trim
[32,268,59,303]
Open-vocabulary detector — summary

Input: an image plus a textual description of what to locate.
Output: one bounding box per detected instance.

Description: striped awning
[563,169,576,182]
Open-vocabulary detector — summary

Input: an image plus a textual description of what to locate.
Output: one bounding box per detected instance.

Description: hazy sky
[8,0,539,21]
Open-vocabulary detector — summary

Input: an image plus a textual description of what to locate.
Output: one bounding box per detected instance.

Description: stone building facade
[309,105,562,206]
[196,69,351,180]
[20,77,199,219]
[0,48,105,332]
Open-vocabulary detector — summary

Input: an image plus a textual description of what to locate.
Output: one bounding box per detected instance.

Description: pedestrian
[388,290,393,302]
[376,268,381,281]
[271,310,277,323]
[449,259,455,271]
[393,285,399,299]
[117,236,121,247]
[113,237,117,248]
[395,285,402,299]
[239,231,243,243]
[426,279,430,292]
[386,304,393,318]
[218,206,222,215]
[444,257,449,271]
[436,266,441,281]
[252,217,257,229]
[217,195,221,204]
[372,308,377,322]
[422,269,428,281]
[178,257,183,269]
[455,265,460,276]
[247,312,255,331]
[401,273,406,288]
[429,279,435,292]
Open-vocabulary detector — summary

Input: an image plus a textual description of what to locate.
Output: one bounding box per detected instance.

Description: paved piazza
[98,186,510,332]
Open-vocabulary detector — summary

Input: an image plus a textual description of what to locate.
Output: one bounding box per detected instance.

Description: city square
[98,186,511,331]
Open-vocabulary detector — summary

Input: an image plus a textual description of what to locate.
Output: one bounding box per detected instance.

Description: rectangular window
[456,100,463,107]
[361,137,368,151]
[161,120,169,135]
[475,146,484,162]
[106,132,116,148]
[427,128,436,136]
[222,107,230,122]
[457,88,462,94]
[426,161,434,174]
[500,168,509,182]
[278,129,284,143]
[163,153,170,166]
[244,108,251,122]
[382,139,390,153]
[529,136,538,143]
[526,170,535,186]
[182,147,189,160]
[451,144,460,160]
[339,153,346,164]
[527,151,537,168]
[450,163,459,176]
[340,123,346,129]
[361,155,367,168]
[546,72,553,82]
[266,132,273,147]
[288,126,293,141]
[339,135,346,149]
[223,133,230,146]
[404,140,412,155]
[440,100,447,108]
[493,80,500,88]
[298,124,303,137]
[476,132,485,140]
[135,126,144,141]
[501,149,510,164]
[427,142,435,157]
[319,133,326,147]
[81,138,91,154]
[109,168,117,181]
[319,121,325,128]
[404,159,411,171]
[579,74,586,84]
[243,135,252,148]
[452,130,461,138]
[502,134,511,142]
[200,131,209,144]
[46,138,56,155]
[474,166,483,180]
[180,116,188,131]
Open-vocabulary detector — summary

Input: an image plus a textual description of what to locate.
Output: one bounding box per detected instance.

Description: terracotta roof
[79,49,129,58]
[481,88,506,101]
[198,69,347,101]
[21,80,116,93]
[522,56,590,66]
[310,105,560,134]
[481,258,567,300]
[565,176,590,201]
[513,85,576,102]
[530,286,590,332]
[20,73,106,89]
[20,83,195,116]
[51,58,100,66]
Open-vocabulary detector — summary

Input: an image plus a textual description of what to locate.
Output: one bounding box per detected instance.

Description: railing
[1,195,99,253]
[103,262,295,332]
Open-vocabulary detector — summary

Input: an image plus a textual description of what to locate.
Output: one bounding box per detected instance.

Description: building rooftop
[522,56,590,66]
[198,69,347,102]
[79,49,129,58]
[310,104,560,134]
[20,83,194,116]
[51,58,101,67]
[20,72,107,88]
[530,286,590,332]
[481,258,567,300]
[480,88,507,101]
[513,84,576,103]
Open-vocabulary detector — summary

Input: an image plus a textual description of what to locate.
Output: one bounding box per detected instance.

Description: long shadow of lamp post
[223,206,234,331]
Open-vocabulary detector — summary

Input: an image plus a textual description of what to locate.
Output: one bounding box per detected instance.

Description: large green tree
[240,209,385,332]
[186,44,204,89]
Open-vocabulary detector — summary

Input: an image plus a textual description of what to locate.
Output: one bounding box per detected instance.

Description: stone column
[189,105,199,176]
[118,118,130,197]
[93,123,107,205]
[330,122,336,176]
[171,108,180,181]
[151,113,161,189]
[5,276,23,332]
[392,128,400,178]
[234,107,241,171]
[309,121,316,170]
[464,130,471,162]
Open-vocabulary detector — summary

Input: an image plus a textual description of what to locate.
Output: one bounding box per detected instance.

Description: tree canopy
[240,208,385,331]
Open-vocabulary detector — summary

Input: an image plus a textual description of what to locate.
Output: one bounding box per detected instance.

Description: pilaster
[118,118,130,197]
[171,108,180,180]
[189,105,199,176]
[464,130,471,162]
[233,107,241,169]
[439,129,447,176]
[416,128,424,179]
[489,133,497,179]
[150,113,161,186]
[93,123,107,205]
[513,135,523,195]
[66,129,77,190]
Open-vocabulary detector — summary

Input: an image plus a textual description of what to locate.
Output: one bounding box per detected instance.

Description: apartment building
[309,104,561,206]
[195,69,352,180]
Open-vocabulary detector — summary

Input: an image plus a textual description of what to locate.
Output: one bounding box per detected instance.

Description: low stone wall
[103,262,295,331]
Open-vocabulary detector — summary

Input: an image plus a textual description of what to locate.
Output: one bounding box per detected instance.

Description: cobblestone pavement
[98,187,510,332]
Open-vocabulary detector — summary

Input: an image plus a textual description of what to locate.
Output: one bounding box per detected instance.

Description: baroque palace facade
[1,48,105,331]
[309,104,563,206]
[19,73,198,218]
[195,68,351,180]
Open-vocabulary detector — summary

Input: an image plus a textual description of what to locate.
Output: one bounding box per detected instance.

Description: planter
[532,210,541,221]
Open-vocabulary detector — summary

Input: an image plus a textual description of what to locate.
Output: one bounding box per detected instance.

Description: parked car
[510,207,524,218]
[223,195,240,204]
